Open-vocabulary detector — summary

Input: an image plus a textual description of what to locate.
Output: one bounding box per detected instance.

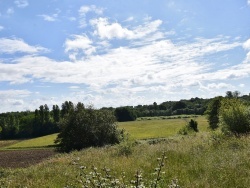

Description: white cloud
[69,86,80,89]
[64,34,96,60]
[243,38,250,50]
[39,14,58,22]
[243,38,250,63]
[90,17,163,40]
[0,90,31,112]
[124,16,134,22]
[15,0,29,8]
[0,26,4,31]
[248,0,250,6]
[0,38,49,54]
[0,36,244,90]
[79,5,103,16]
[78,5,103,28]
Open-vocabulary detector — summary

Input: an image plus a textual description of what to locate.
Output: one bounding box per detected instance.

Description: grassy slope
[1,133,250,187]
[2,134,58,150]
[0,116,250,187]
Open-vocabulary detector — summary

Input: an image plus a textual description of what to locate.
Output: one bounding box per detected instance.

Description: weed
[66,152,179,188]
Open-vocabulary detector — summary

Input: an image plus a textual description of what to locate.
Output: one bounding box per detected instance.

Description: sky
[0,0,250,113]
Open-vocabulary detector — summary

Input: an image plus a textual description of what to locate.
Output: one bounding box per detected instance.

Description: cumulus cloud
[14,0,29,8]
[90,17,163,40]
[0,38,49,54]
[64,34,96,60]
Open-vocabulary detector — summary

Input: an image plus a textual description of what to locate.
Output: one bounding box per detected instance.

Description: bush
[219,98,250,135]
[55,105,124,152]
[178,119,198,135]
[188,119,198,132]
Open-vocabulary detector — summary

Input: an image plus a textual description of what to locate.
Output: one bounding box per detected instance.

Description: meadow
[0,116,250,187]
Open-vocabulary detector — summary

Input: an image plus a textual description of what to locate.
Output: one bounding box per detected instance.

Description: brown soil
[0,149,57,168]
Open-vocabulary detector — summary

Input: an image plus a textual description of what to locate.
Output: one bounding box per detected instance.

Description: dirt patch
[0,149,57,168]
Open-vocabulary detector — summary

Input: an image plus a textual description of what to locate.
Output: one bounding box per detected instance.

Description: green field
[1,133,58,150]
[1,116,208,149]
[119,116,208,139]
[1,116,250,187]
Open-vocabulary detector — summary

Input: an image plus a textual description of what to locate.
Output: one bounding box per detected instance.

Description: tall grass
[1,133,250,187]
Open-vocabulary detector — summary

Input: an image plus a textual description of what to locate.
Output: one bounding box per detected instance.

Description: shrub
[55,105,124,152]
[219,98,250,135]
[188,119,198,132]
[178,119,198,135]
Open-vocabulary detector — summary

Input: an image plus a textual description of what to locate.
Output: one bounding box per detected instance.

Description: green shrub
[219,98,250,135]
[55,105,124,152]
[178,119,198,135]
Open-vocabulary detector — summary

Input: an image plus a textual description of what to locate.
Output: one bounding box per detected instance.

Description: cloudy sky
[0,0,250,112]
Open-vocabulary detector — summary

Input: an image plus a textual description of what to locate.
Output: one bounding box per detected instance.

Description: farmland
[0,116,250,187]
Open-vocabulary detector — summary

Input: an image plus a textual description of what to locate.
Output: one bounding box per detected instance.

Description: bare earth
[0,149,57,168]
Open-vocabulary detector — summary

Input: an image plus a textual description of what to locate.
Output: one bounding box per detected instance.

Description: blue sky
[0,0,250,112]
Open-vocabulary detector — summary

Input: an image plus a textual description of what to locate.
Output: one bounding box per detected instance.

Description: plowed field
[0,149,56,168]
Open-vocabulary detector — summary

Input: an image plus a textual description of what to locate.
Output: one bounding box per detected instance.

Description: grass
[1,116,250,187]
[1,133,250,187]
[2,133,58,150]
[119,116,208,139]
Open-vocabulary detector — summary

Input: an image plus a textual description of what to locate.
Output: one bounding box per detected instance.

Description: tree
[172,101,186,111]
[219,98,250,135]
[114,107,137,122]
[205,96,223,130]
[52,105,60,123]
[55,105,124,152]
[61,101,74,118]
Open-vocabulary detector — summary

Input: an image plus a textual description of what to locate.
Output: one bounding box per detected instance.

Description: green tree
[205,96,223,130]
[114,107,137,122]
[55,104,123,152]
[52,105,60,123]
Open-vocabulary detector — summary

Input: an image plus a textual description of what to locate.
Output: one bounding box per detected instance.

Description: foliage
[178,119,198,135]
[55,105,124,152]
[205,96,223,130]
[115,107,137,122]
[188,119,198,132]
[66,152,174,188]
[219,98,250,135]
[2,134,250,187]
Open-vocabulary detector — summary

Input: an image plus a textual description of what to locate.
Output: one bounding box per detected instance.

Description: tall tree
[205,96,223,130]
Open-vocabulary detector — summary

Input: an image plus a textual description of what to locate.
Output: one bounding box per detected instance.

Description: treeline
[104,97,210,118]
[0,101,78,139]
[1,92,250,139]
